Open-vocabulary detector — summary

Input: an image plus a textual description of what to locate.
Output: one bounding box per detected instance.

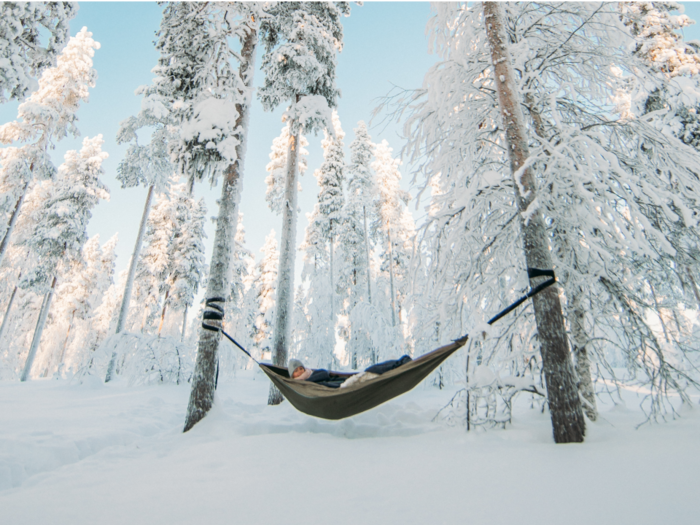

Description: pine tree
[258,1,350,404]
[340,121,377,367]
[265,124,309,215]
[184,3,262,431]
[253,231,279,359]
[371,140,414,332]
[19,134,109,381]
[163,191,207,334]
[0,27,100,269]
[0,2,78,103]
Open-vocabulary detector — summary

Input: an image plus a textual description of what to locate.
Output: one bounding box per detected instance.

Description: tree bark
[181,304,188,342]
[685,267,700,309]
[0,178,31,269]
[57,309,76,369]
[387,228,397,327]
[569,289,597,421]
[105,183,155,382]
[363,205,372,304]
[524,92,597,422]
[329,229,335,368]
[483,1,585,443]
[0,283,19,347]
[20,275,57,382]
[184,21,257,432]
[268,110,301,406]
[158,289,170,337]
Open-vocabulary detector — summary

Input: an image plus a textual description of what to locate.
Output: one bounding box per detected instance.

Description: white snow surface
[1,372,698,525]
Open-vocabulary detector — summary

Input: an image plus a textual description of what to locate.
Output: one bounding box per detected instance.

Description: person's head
[288,358,305,379]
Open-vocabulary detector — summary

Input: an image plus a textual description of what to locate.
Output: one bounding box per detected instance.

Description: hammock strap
[486,268,556,326]
[201,297,259,364]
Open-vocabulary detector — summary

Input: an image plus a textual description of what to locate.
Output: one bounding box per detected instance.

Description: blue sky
[3,1,700,295]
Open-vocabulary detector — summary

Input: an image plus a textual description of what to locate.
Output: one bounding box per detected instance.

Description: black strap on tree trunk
[485,268,556,326]
[201,297,259,364]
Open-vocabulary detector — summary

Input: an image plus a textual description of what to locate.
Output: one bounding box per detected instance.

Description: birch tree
[388,2,700,432]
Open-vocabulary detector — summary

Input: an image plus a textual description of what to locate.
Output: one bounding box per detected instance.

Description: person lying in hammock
[287,355,413,389]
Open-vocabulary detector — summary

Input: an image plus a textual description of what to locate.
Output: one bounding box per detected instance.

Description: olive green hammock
[203,268,555,420]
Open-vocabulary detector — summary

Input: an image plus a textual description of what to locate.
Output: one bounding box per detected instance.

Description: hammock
[203,268,556,420]
[259,337,467,420]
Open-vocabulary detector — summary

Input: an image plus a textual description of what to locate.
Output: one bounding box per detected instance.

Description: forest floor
[1,368,699,525]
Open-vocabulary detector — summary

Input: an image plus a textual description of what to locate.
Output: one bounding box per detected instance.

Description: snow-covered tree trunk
[685,267,700,309]
[0,179,30,268]
[58,310,76,366]
[363,206,372,304]
[387,228,397,327]
[569,288,597,421]
[328,229,337,368]
[483,1,585,443]
[105,184,154,382]
[20,275,57,381]
[183,22,257,432]
[157,289,169,336]
[268,114,301,406]
[524,92,597,422]
[0,283,19,346]
[181,304,188,342]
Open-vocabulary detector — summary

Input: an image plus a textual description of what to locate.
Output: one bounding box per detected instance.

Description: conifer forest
[1,3,699,524]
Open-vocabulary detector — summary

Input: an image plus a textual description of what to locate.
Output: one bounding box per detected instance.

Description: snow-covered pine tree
[265,124,309,214]
[42,233,117,376]
[184,3,262,432]
[0,27,100,269]
[163,192,207,335]
[0,2,77,103]
[309,110,346,367]
[258,1,350,404]
[130,184,178,334]
[371,140,414,337]
[341,121,377,367]
[112,1,245,386]
[299,205,335,368]
[252,230,279,361]
[18,134,109,381]
[219,214,256,373]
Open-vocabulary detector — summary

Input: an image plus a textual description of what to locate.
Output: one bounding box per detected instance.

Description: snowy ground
[1,369,699,525]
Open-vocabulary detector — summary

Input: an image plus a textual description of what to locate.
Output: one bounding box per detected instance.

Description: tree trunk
[268,97,302,406]
[57,310,76,370]
[0,283,19,347]
[483,1,585,443]
[20,275,57,382]
[184,22,257,432]
[685,267,700,309]
[363,205,372,304]
[569,289,597,421]
[387,228,397,327]
[524,93,597,423]
[329,229,335,368]
[158,289,170,337]
[105,183,155,382]
[181,304,188,342]
[0,178,31,269]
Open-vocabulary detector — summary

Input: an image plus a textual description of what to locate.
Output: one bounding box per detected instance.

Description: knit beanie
[288,358,305,378]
